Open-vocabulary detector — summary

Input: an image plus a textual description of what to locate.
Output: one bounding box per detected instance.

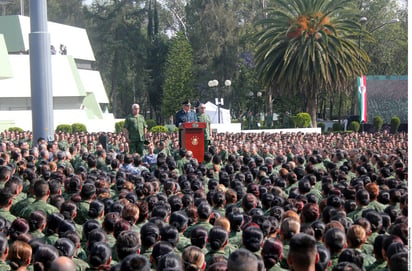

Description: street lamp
[208,79,231,124]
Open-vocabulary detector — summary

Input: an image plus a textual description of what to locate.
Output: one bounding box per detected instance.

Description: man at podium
[175,100,198,148]
[175,100,198,127]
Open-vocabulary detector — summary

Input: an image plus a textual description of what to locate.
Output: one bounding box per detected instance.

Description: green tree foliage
[146,0,169,122]
[146,35,169,123]
[84,1,148,118]
[47,0,86,26]
[390,116,400,133]
[357,0,408,75]
[162,32,194,119]
[373,115,384,131]
[185,0,239,100]
[230,61,263,118]
[254,0,370,127]
[4,0,405,124]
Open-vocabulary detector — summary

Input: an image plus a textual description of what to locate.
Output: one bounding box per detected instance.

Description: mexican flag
[357,76,367,123]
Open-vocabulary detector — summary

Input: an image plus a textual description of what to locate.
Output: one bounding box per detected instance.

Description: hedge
[55,124,73,134]
[115,121,125,134]
[373,116,384,132]
[349,121,360,132]
[8,127,23,133]
[390,116,401,133]
[146,119,156,131]
[332,122,342,131]
[317,122,325,132]
[150,125,168,133]
[295,112,312,128]
[71,123,87,133]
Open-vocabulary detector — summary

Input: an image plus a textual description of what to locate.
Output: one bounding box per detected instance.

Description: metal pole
[218,103,221,124]
[30,0,54,143]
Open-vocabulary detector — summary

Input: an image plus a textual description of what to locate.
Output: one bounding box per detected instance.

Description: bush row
[317,115,402,133]
[5,115,404,134]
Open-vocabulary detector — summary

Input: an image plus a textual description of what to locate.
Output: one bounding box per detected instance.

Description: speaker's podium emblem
[191,136,199,146]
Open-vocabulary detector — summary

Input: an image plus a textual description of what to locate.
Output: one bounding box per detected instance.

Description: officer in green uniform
[197,103,212,153]
[19,179,59,220]
[0,234,10,271]
[0,188,16,223]
[124,103,147,156]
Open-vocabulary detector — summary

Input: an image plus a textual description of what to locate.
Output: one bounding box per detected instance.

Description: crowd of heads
[0,128,407,271]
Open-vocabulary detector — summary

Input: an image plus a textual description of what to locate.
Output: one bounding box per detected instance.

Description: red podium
[179,122,206,162]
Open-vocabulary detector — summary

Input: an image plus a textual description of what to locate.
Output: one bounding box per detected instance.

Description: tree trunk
[307,91,317,128]
[338,92,343,120]
[329,94,334,120]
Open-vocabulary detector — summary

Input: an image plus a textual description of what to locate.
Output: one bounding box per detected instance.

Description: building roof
[0,15,95,61]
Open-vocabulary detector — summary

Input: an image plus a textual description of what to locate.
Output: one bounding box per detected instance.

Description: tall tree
[185,0,239,102]
[145,0,168,123]
[84,0,148,117]
[162,32,194,120]
[357,0,407,75]
[254,0,370,127]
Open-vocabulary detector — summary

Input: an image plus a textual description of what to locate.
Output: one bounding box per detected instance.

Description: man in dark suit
[175,100,198,127]
[175,100,198,147]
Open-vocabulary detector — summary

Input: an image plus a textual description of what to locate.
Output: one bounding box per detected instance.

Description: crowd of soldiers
[0,128,407,271]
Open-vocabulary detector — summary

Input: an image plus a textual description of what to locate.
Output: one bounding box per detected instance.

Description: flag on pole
[357,76,367,123]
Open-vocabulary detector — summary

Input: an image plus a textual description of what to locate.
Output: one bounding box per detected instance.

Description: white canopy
[204,101,231,124]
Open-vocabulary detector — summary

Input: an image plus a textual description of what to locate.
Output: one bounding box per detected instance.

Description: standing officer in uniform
[197,103,212,153]
[175,100,198,147]
[124,104,147,156]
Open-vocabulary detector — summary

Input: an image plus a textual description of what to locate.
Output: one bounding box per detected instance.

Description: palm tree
[254,0,369,127]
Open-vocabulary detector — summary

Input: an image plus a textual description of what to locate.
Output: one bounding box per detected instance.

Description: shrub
[55,124,73,134]
[150,125,168,133]
[71,123,87,133]
[317,122,325,132]
[390,116,401,133]
[295,112,312,128]
[332,122,342,131]
[165,125,177,133]
[289,116,298,128]
[8,127,23,133]
[349,121,360,132]
[373,116,384,132]
[146,119,156,130]
[115,121,125,134]
[242,118,248,129]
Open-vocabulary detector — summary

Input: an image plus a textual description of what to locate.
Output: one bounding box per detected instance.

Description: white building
[0,15,116,132]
